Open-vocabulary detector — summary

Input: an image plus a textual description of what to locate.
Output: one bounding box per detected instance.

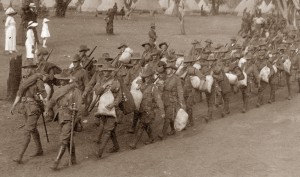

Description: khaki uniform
[15,73,47,162]
[161,74,185,138]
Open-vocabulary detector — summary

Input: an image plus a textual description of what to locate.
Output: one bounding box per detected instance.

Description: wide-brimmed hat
[159,42,168,49]
[165,63,177,69]
[27,21,38,28]
[195,43,203,49]
[231,36,237,41]
[191,40,200,44]
[141,42,151,47]
[54,70,74,80]
[205,39,213,44]
[72,54,81,62]
[102,53,113,61]
[5,7,17,15]
[37,48,49,56]
[215,43,223,50]
[100,63,115,71]
[131,52,142,60]
[22,60,37,68]
[29,3,36,7]
[117,43,128,49]
[43,18,50,23]
[79,45,90,52]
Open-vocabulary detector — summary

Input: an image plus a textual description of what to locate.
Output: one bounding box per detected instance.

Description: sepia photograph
[0,0,299,176]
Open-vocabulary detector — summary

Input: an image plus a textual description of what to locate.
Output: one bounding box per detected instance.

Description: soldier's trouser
[285,73,292,97]
[205,86,215,120]
[240,85,250,111]
[98,117,118,157]
[185,95,194,126]
[257,81,268,105]
[60,121,72,145]
[163,104,177,136]
[269,77,276,102]
[95,120,104,143]
[131,120,153,147]
[298,78,300,92]
[221,92,230,114]
[16,112,40,161]
[129,111,141,132]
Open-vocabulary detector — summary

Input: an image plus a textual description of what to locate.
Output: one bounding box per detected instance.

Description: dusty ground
[0,12,299,177]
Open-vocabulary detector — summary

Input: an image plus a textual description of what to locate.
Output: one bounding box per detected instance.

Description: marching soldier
[129,68,165,149]
[69,54,89,130]
[95,63,122,158]
[188,40,200,60]
[268,50,281,103]
[141,42,153,68]
[10,60,47,164]
[158,42,169,58]
[45,71,82,170]
[158,63,185,140]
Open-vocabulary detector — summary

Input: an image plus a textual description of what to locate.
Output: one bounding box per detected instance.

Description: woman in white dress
[25,21,38,60]
[41,18,50,48]
[5,7,17,54]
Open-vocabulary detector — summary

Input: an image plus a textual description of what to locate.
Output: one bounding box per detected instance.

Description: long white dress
[5,16,16,51]
[25,28,35,58]
[41,22,50,38]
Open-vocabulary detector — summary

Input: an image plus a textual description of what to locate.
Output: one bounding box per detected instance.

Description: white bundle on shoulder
[238,71,247,87]
[174,108,189,131]
[176,57,184,68]
[130,76,143,111]
[273,64,277,74]
[193,63,201,70]
[199,75,214,93]
[238,57,247,68]
[190,76,201,89]
[225,73,238,85]
[119,47,133,63]
[283,59,291,74]
[259,66,271,83]
[96,90,116,117]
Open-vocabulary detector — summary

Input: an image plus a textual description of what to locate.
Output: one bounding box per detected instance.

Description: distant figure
[105,8,116,34]
[120,7,125,20]
[26,21,38,60]
[27,3,39,44]
[5,7,17,54]
[0,0,4,11]
[148,23,157,49]
[41,18,50,48]
[200,5,207,16]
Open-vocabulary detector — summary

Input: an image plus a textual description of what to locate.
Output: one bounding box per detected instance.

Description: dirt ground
[0,12,299,177]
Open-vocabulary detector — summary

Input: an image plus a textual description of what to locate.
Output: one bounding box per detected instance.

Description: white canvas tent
[198,0,210,12]
[69,0,78,7]
[97,0,124,12]
[219,3,231,13]
[81,0,101,12]
[258,0,267,13]
[132,0,161,11]
[1,0,20,9]
[234,0,257,16]
[42,0,55,8]
[184,0,199,11]
[165,0,175,15]
[159,0,169,9]
[263,1,275,14]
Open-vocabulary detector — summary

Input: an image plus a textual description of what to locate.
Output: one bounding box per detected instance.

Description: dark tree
[55,0,72,17]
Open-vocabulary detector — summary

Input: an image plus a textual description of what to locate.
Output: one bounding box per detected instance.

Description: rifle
[88,64,123,112]
[45,48,54,61]
[83,57,95,69]
[36,95,49,143]
[69,103,77,166]
[88,46,97,57]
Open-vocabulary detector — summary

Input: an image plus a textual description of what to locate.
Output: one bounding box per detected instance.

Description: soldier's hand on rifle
[106,103,114,110]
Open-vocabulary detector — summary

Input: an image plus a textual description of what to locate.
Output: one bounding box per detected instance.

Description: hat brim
[141,43,151,47]
[6,12,17,15]
[159,43,168,48]
[27,23,38,28]
[100,68,115,71]
[79,48,90,52]
[117,45,127,49]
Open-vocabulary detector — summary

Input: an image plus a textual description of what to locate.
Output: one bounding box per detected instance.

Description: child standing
[41,18,50,48]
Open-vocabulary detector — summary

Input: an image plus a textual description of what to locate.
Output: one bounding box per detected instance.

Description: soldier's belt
[21,97,36,103]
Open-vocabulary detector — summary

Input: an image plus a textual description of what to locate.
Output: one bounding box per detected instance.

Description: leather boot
[30,130,43,157]
[50,145,66,171]
[144,125,154,145]
[67,143,76,165]
[13,132,31,164]
[128,112,139,134]
[129,127,143,149]
[98,134,110,158]
[108,130,119,153]
[187,108,194,127]
[94,123,104,144]
[158,119,169,140]
[167,121,176,136]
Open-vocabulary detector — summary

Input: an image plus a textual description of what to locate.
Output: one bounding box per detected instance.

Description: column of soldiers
[9,21,300,170]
